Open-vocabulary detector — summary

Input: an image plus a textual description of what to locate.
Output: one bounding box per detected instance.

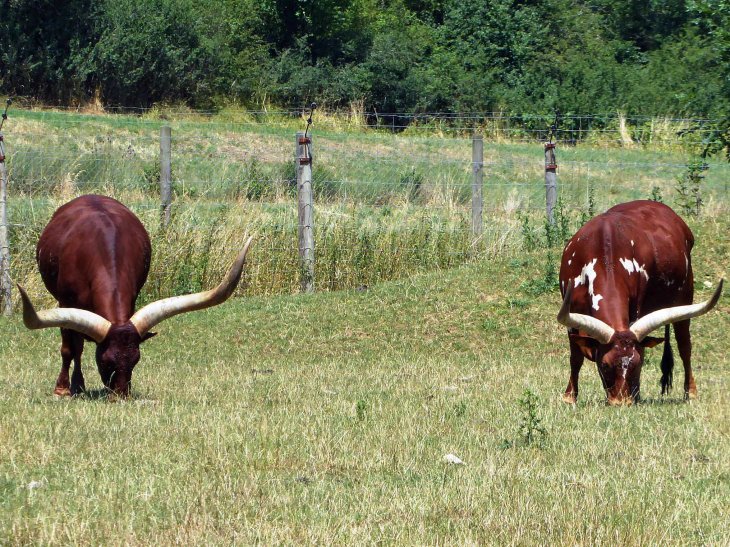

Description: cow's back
[606,200,693,249]
[37,195,152,323]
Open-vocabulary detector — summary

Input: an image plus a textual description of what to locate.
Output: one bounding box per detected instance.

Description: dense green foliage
[1,0,730,115]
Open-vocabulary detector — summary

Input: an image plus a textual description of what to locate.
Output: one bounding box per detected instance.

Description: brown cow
[557,200,722,405]
[18,195,253,396]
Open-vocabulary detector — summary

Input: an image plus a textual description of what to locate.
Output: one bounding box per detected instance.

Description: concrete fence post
[472,134,484,239]
[296,130,314,293]
[0,133,11,315]
[544,143,557,224]
[160,126,172,226]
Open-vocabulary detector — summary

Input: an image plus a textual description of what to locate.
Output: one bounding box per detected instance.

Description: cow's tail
[660,324,674,395]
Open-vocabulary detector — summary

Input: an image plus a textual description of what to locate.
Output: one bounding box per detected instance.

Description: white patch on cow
[574,259,599,298]
[592,293,603,310]
[568,260,571,265]
[632,259,649,281]
[684,252,689,278]
[565,240,572,251]
[572,252,575,257]
[620,257,648,281]
[619,356,633,379]
[631,240,634,246]
[619,257,635,274]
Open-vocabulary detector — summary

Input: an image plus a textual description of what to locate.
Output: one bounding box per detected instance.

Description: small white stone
[443,386,459,391]
[704,281,713,288]
[444,454,465,465]
[24,480,46,490]
[459,376,475,382]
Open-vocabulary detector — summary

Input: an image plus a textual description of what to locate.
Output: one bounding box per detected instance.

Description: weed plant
[517,389,548,448]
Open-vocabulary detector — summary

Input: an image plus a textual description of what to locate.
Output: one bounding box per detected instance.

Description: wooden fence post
[296,130,314,293]
[0,133,11,316]
[472,134,483,238]
[160,126,172,226]
[544,143,557,224]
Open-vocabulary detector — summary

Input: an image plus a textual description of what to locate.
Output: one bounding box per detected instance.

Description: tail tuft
[660,324,674,395]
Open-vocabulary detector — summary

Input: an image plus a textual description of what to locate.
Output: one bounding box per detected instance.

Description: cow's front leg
[55,329,85,396]
[564,340,584,404]
[673,320,697,399]
[69,331,85,395]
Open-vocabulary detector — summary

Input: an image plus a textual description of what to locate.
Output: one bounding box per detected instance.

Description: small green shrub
[505,297,531,310]
[516,211,536,250]
[521,253,558,297]
[356,399,368,422]
[675,161,707,216]
[517,389,548,448]
[650,186,664,203]
[580,186,596,226]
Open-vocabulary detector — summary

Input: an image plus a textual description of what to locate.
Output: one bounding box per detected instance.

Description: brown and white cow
[557,200,722,405]
[19,195,253,396]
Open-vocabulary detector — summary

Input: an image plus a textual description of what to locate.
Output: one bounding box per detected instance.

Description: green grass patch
[1,217,729,546]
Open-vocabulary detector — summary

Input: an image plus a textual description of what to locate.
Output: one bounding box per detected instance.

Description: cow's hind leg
[563,340,585,404]
[54,329,74,396]
[55,329,85,396]
[673,320,697,400]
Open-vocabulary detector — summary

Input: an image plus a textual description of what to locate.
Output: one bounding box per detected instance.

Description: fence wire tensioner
[299,103,316,165]
[545,108,560,171]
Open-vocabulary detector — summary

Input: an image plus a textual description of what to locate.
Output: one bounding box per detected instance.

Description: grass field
[1,213,728,546]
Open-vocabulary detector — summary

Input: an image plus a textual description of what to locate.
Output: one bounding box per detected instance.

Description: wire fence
[1,108,729,311]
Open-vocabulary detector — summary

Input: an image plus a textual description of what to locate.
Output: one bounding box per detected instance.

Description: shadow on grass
[563,394,690,408]
[638,395,690,406]
[77,388,113,401]
[76,388,150,402]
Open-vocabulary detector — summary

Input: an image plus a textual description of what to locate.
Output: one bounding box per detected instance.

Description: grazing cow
[19,195,253,396]
[557,200,722,405]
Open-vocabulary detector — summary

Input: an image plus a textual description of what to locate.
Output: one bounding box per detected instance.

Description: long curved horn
[630,279,724,342]
[130,236,253,337]
[557,283,615,344]
[17,285,111,343]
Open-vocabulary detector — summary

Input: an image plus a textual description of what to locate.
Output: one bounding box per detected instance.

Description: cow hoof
[562,394,577,405]
[70,384,85,396]
[53,387,72,397]
[686,390,698,401]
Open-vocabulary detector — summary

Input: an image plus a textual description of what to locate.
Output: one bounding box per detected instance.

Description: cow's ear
[640,336,664,349]
[141,331,158,342]
[569,333,600,350]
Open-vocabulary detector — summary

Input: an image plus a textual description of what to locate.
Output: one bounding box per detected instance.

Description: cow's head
[18,237,253,397]
[558,281,723,405]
